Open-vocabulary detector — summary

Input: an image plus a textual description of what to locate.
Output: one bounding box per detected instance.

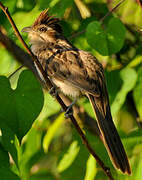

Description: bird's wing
[86,70,131,174]
[47,50,101,97]
[47,49,131,174]
[80,51,131,174]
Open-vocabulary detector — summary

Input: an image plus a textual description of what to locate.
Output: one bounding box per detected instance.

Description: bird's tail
[87,93,131,175]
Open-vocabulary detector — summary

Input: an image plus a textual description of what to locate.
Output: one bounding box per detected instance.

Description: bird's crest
[33,9,62,33]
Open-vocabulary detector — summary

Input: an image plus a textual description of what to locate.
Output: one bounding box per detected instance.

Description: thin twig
[0,2,52,90]
[68,30,85,40]
[0,2,114,180]
[100,0,126,23]
[69,0,126,39]
[0,29,39,77]
[0,2,31,55]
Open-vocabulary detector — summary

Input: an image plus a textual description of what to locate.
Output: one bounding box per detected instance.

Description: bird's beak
[21,26,32,33]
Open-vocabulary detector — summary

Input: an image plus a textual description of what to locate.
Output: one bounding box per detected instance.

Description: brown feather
[33,9,62,33]
[23,10,131,174]
[87,93,131,174]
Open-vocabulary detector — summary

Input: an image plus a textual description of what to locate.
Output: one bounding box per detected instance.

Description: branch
[69,0,126,39]
[0,2,52,90]
[0,31,101,138]
[59,93,102,139]
[0,28,37,74]
[0,2,114,180]
[99,0,126,23]
[136,0,142,9]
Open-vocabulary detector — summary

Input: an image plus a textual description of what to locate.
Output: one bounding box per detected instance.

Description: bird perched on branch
[22,9,131,175]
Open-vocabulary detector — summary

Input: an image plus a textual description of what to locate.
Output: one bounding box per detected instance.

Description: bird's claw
[49,86,58,97]
[65,106,73,118]
[64,99,76,118]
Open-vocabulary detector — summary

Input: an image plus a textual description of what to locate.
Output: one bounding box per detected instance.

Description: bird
[22,9,131,175]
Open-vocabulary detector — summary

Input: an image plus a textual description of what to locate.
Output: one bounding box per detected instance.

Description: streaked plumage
[22,9,131,174]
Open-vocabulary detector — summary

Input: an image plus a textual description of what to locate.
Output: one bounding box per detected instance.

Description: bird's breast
[52,78,81,97]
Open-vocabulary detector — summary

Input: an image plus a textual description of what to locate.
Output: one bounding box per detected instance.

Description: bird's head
[22,9,62,44]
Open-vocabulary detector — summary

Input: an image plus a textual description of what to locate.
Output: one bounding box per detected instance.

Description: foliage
[0,0,142,180]
[86,17,126,55]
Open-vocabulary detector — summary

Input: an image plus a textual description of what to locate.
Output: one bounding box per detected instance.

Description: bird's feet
[64,100,76,118]
[65,106,73,118]
[49,86,58,97]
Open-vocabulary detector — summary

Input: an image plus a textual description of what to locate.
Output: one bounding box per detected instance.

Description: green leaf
[1,127,19,168]
[13,7,41,32]
[0,70,44,141]
[105,68,137,116]
[127,55,142,68]
[40,0,74,17]
[86,21,108,55]
[39,0,51,10]
[105,69,122,105]
[22,125,42,159]
[84,155,96,180]
[17,0,36,11]
[111,67,137,115]
[82,99,94,118]
[57,141,80,172]
[0,167,20,180]
[106,17,126,55]
[86,17,126,55]
[39,92,60,119]
[133,66,142,119]
[0,144,10,168]
[58,129,92,179]
[0,0,17,13]
[0,48,18,76]
[43,113,64,153]
[134,154,142,180]
[122,129,142,148]
[0,145,20,180]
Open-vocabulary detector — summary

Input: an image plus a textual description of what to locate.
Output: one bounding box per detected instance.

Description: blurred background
[0,0,142,179]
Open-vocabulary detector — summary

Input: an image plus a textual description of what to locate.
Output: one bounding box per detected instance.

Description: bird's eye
[39,27,47,32]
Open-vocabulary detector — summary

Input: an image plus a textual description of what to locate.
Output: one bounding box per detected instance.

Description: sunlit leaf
[127,55,142,68]
[133,66,142,119]
[74,0,91,19]
[13,7,41,32]
[22,124,42,159]
[0,48,18,76]
[84,155,96,180]
[135,154,142,180]
[111,67,137,115]
[57,141,80,172]
[120,0,142,27]
[39,92,60,119]
[43,113,64,153]
[0,0,17,13]
[82,99,94,118]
